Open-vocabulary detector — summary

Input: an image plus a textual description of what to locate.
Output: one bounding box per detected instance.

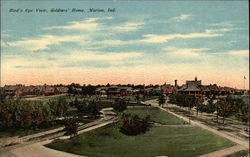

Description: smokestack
[174,80,178,87]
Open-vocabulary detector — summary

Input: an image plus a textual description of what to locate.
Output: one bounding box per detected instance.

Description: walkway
[0,108,118,157]
[198,145,245,157]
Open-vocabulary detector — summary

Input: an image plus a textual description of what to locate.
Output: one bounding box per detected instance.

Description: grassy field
[46,107,235,157]
[46,124,235,157]
[124,107,186,125]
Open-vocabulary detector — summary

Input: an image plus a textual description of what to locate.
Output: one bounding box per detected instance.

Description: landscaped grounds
[46,107,235,157]
[124,107,186,125]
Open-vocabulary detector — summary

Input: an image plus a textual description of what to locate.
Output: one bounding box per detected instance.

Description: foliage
[82,85,97,96]
[198,96,216,113]
[135,94,139,103]
[169,93,187,106]
[48,97,69,118]
[73,99,100,118]
[120,113,152,135]
[64,116,79,137]
[216,97,234,124]
[158,94,166,106]
[226,96,249,123]
[0,93,68,129]
[113,98,128,112]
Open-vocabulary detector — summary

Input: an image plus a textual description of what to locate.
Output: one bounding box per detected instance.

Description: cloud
[43,18,143,34]
[205,28,243,33]
[163,48,210,58]
[15,65,49,69]
[226,50,249,56]
[5,51,143,69]
[172,14,192,21]
[7,35,84,51]
[208,22,234,27]
[112,22,144,31]
[140,31,222,43]
[65,51,143,61]
[43,17,112,31]
[89,39,136,46]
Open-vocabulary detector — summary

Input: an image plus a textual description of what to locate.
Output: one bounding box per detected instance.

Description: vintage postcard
[0,0,249,157]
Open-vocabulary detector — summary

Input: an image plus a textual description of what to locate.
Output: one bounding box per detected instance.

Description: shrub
[120,113,152,136]
[113,98,127,112]
[64,117,79,136]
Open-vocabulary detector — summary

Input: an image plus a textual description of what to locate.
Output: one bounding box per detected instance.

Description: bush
[120,113,152,136]
[113,98,127,112]
[64,117,79,136]
[74,100,100,118]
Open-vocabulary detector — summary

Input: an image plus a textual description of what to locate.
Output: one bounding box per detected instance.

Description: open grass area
[46,124,235,157]
[124,107,186,125]
[46,107,235,157]
[24,94,69,102]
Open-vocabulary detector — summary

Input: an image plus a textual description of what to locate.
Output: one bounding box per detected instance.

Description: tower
[174,80,178,87]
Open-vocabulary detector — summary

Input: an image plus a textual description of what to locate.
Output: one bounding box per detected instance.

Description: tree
[31,103,52,127]
[48,97,69,118]
[217,97,233,124]
[64,116,79,137]
[135,94,140,104]
[0,97,14,128]
[75,100,100,118]
[87,100,100,118]
[194,97,204,115]
[184,96,194,124]
[206,95,216,113]
[120,113,152,135]
[82,85,96,96]
[158,94,166,107]
[18,102,33,128]
[113,98,127,112]
[238,100,249,123]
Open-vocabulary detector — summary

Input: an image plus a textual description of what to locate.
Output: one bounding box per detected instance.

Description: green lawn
[46,107,235,157]
[46,124,235,157]
[124,107,186,125]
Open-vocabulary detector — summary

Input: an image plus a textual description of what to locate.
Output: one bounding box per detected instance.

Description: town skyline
[1,1,249,90]
[1,76,248,90]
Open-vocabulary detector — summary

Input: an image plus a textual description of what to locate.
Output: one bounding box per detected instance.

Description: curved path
[0,108,118,157]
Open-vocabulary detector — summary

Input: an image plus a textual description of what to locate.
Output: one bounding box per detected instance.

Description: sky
[1,0,249,89]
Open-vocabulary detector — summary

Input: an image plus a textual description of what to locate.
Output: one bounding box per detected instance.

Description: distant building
[219,86,236,95]
[161,84,176,95]
[178,77,202,97]
[95,86,133,97]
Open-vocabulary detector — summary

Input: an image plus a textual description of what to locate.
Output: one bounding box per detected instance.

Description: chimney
[174,80,178,87]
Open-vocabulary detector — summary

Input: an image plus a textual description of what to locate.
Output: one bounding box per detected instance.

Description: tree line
[169,94,249,124]
[0,93,69,129]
